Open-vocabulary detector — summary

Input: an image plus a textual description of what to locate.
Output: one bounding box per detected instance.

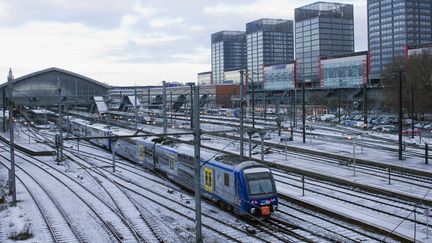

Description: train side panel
[115,138,139,164]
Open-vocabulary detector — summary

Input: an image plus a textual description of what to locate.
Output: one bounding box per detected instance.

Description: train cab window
[224,173,229,187]
[244,167,275,196]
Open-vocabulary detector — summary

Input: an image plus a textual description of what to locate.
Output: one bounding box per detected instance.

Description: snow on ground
[1,116,431,242]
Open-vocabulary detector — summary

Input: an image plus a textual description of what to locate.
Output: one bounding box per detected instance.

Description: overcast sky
[0,0,367,86]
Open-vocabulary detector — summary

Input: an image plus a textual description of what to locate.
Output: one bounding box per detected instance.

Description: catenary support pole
[2,88,5,132]
[147,88,150,108]
[411,82,415,139]
[193,85,202,243]
[239,70,244,159]
[363,82,368,125]
[264,91,267,122]
[426,143,429,165]
[112,140,116,173]
[338,82,341,124]
[260,132,265,161]
[162,81,167,135]
[398,71,403,160]
[294,88,297,128]
[190,84,194,130]
[170,91,173,123]
[302,82,306,144]
[56,78,64,163]
[353,137,356,176]
[134,87,138,130]
[248,131,253,159]
[8,68,16,205]
[252,76,255,129]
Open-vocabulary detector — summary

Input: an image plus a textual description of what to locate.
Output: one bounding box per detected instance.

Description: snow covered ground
[0,116,431,242]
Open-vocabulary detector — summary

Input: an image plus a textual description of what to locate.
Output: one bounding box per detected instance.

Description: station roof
[0,67,111,89]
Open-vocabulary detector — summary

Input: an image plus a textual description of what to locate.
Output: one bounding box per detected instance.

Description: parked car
[320,114,336,121]
[381,125,397,132]
[402,128,421,136]
[414,123,425,129]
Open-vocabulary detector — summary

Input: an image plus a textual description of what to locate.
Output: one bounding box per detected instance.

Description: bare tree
[381,51,432,117]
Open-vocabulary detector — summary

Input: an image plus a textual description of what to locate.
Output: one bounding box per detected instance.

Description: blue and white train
[67,118,278,217]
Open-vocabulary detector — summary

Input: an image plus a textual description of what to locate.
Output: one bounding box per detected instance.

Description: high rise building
[245,18,294,88]
[295,2,354,88]
[368,0,432,82]
[211,31,246,84]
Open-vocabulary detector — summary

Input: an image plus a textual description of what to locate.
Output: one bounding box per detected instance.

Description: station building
[0,67,110,108]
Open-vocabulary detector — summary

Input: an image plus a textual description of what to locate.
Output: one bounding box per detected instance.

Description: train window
[224,173,229,187]
[204,168,213,192]
[169,157,174,170]
[139,145,144,160]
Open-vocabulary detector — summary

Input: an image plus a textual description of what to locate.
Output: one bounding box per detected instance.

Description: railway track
[59,133,394,242]
[63,146,286,242]
[273,170,431,237]
[202,129,432,195]
[276,201,386,242]
[65,151,184,243]
[17,119,428,241]
[0,141,143,242]
[173,114,431,161]
[0,156,85,243]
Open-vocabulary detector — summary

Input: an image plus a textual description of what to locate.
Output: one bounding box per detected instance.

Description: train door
[204,167,214,192]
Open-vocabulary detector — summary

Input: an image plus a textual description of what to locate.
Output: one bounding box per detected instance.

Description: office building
[295,2,354,88]
[246,18,294,90]
[211,31,246,84]
[368,0,432,82]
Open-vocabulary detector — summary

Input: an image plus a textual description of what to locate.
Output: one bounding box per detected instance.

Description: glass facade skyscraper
[246,18,294,90]
[368,0,432,81]
[295,2,354,87]
[211,31,246,84]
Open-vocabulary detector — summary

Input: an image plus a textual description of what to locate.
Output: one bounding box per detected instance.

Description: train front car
[235,161,278,218]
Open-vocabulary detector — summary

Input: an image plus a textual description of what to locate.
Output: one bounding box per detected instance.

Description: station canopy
[0,67,110,108]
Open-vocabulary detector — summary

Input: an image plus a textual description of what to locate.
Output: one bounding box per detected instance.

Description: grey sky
[0,0,367,86]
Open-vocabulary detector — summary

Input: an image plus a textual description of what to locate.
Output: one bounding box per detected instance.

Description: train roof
[234,161,268,172]
[68,118,268,172]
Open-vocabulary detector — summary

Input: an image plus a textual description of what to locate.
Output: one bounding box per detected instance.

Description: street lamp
[347,135,356,176]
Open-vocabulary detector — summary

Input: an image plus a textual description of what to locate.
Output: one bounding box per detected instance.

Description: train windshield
[244,167,275,196]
